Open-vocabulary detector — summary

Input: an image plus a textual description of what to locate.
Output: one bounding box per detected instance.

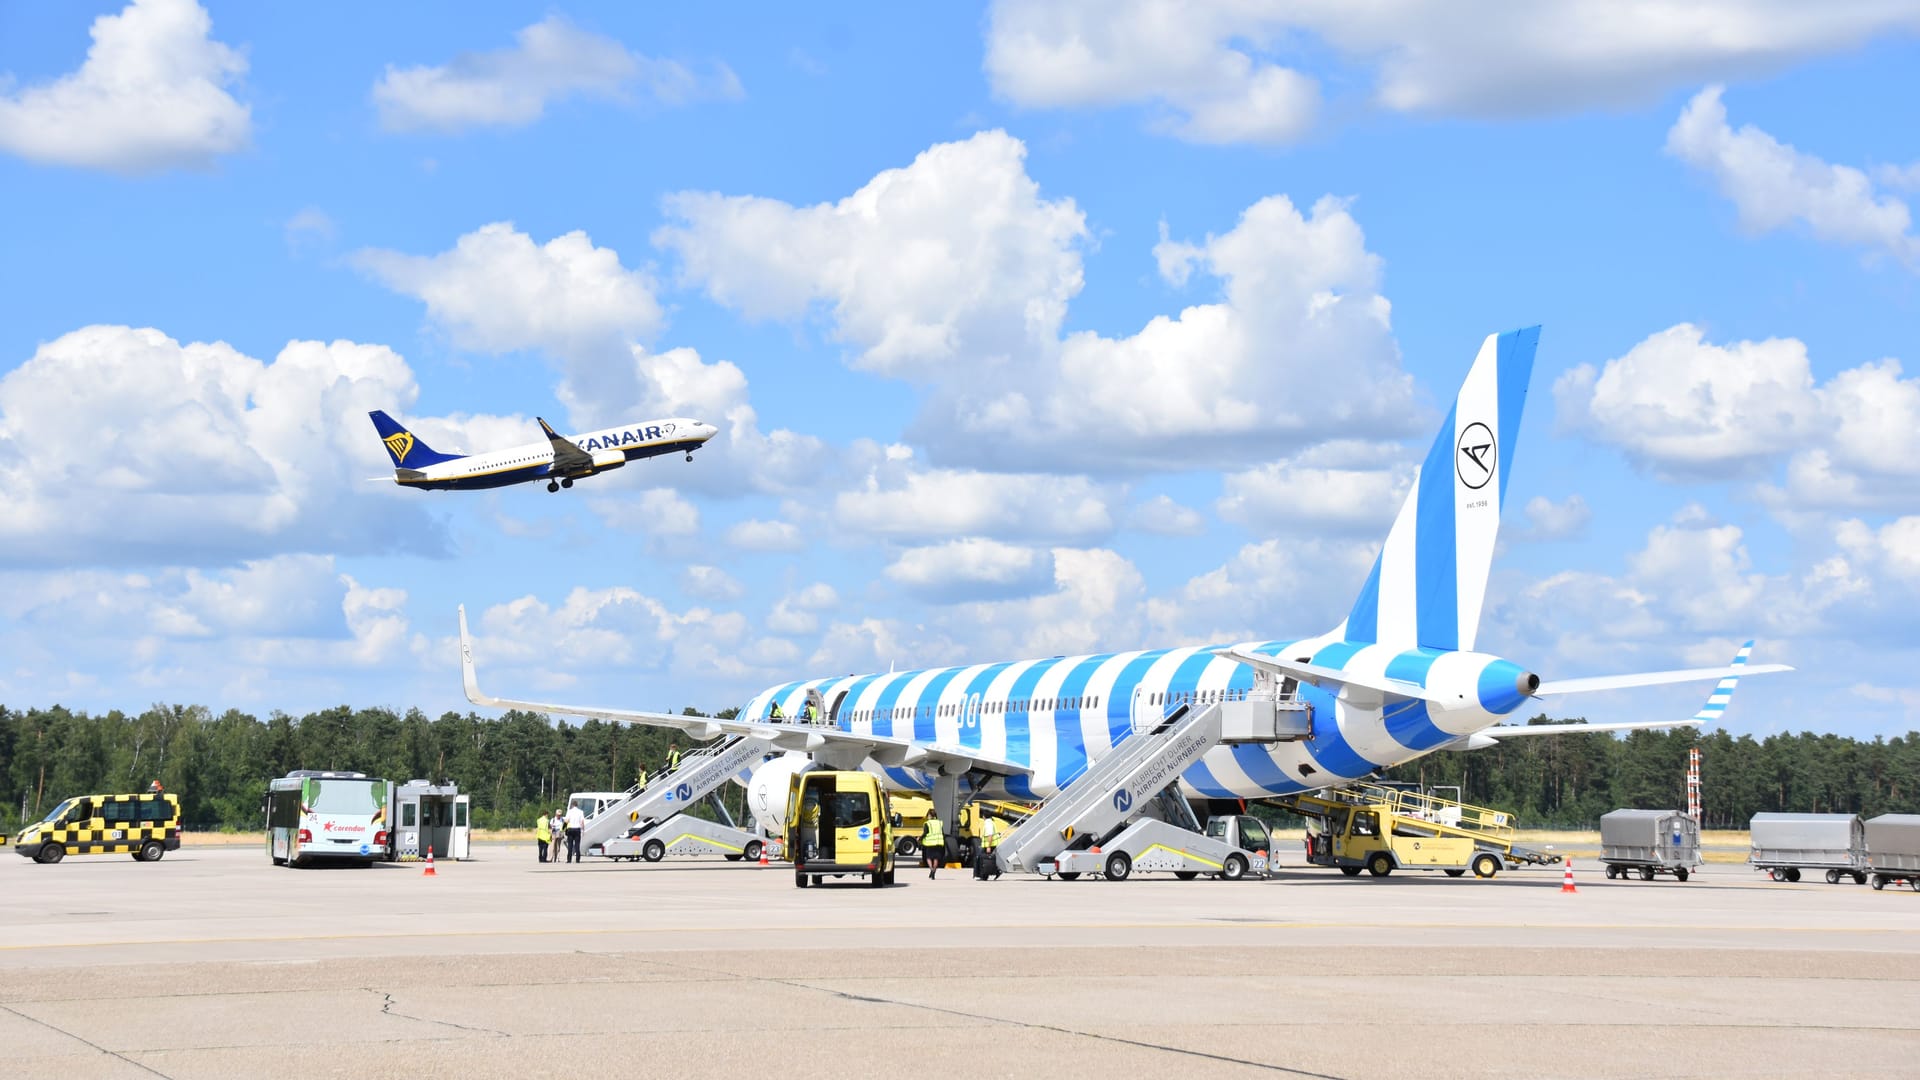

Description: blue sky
[2,1,1918,738]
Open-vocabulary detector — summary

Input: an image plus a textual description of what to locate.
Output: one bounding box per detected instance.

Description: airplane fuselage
[397,418,712,491]
[742,635,1533,802]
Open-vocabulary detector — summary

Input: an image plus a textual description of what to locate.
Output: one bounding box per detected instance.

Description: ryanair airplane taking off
[459,327,1789,835]
[370,411,717,493]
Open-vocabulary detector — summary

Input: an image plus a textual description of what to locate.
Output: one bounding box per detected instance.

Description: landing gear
[684,453,694,462]
[560,477,573,489]
[546,480,559,493]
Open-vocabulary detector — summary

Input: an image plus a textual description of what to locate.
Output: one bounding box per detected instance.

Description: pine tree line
[2,705,1915,833]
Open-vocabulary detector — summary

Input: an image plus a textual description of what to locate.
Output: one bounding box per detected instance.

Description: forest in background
[2,704,1915,834]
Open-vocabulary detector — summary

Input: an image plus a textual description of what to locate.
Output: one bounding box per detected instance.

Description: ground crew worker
[803,699,819,723]
[921,807,946,880]
[979,812,997,852]
[636,765,649,791]
[534,809,552,863]
[665,743,681,773]
[799,793,821,861]
[768,701,785,722]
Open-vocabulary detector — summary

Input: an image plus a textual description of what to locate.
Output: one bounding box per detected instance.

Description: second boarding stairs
[581,734,773,857]
[993,690,1310,881]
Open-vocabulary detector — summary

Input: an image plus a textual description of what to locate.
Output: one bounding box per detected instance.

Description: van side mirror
[890,813,903,827]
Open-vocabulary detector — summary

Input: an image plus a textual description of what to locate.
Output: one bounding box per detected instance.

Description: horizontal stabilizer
[1535,662,1789,697]
[1476,718,1704,740]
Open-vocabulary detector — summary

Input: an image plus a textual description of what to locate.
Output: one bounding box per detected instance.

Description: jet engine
[584,449,626,474]
[743,752,812,835]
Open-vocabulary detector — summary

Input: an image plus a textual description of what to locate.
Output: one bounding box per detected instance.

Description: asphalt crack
[0,1001,176,1078]
[364,988,509,1036]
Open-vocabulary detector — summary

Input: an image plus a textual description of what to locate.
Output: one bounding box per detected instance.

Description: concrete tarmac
[1,845,1915,1079]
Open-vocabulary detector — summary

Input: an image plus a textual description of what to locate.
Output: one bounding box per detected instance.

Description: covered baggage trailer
[1749,812,1866,884]
[1600,809,1700,882]
[1865,813,1920,892]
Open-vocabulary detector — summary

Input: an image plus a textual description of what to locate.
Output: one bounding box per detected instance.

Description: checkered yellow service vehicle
[13,793,181,864]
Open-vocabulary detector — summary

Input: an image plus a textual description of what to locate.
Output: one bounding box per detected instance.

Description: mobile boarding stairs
[992,688,1311,882]
[584,734,773,861]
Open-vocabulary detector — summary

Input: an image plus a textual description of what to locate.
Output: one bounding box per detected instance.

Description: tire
[1366,852,1393,878]
[1769,868,1786,882]
[1826,869,1841,885]
[1854,871,1868,885]
[1104,851,1132,882]
[1444,868,1466,878]
[1340,866,1362,877]
[272,855,286,866]
[642,839,665,863]
[1056,871,1081,881]
[1784,867,1801,883]
[36,843,65,865]
[1221,854,1249,882]
[1675,867,1689,882]
[1605,865,1618,880]
[139,840,165,862]
[744,840,763,862]
[1639,867,1656,881]
[1872,875,1886,890]
[895,837,919,858]
[1174,870,1199,880]
[1471,853,1500,879]
[795,870,810,888]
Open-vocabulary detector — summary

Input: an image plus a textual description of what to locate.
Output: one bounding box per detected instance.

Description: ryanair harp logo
[383,431,415,462]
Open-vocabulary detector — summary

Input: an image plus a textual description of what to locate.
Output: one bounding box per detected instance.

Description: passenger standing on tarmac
[535,810,552,863]
[564,803,586,862]
[921,808,945,880]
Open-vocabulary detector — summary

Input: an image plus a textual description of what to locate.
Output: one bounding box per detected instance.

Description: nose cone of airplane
[694,421,719,442]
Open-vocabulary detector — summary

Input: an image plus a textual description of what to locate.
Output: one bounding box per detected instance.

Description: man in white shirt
[564,803,587,863]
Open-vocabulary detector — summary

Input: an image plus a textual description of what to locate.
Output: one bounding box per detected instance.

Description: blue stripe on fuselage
[1050,654,1108,791]
[914,666,966,743]
[1381,649,1452,750]
[1414,402,1461,652]
[1001,660,1053,798]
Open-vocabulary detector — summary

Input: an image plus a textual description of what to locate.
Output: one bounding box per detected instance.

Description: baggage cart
[1600,809,1700,882]
[1749,812,1867,884]
[1865,814,1920,892]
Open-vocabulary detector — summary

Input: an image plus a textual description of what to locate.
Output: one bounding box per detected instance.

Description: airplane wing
[457,606,1031,779]
[1473,641,1762,744]
[537,417,593,472]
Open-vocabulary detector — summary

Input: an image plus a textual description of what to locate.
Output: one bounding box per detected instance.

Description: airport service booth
[395,780,470,860]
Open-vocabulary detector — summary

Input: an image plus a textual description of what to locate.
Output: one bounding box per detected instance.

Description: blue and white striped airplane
[460,327,1789,832]
[370,410,717,493]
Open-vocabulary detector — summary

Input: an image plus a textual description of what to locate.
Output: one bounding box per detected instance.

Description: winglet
[537,417,562,441]
[458,605,501,708]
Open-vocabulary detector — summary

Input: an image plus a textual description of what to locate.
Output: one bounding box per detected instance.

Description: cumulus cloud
[373,15,741,133]
[726,519,803,552]
[0,0,249,172]
[985,0,1920,144]
[471,585,779,687]
[656,131,1089,379]
[765,583,840,637]
[1516,494,1593,542]
[883,539,1055,603]
[681,565,744,601]
[0,326,457,564]
[1146,537,1378,644]
[835,457,1117,543]
[1667,85,1920,265]
[1557,323,1920,509]
[1215,441,1413,535]
[1125,494,1206,537]
[659,131,1416,473]
[354,222,663,360]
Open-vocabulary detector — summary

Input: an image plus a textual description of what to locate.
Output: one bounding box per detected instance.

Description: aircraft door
[825,689,848,724]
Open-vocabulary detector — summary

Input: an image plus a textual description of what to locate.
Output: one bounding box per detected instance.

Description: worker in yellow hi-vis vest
[920,808,946,880]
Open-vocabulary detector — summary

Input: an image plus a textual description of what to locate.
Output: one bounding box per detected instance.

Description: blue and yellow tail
[368,410,459,469]
[1339,327,1540,653]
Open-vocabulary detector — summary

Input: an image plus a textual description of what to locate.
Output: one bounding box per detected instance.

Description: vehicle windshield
[38,798,77,825]
[1205,818,1228,839]
[307,779,385,815]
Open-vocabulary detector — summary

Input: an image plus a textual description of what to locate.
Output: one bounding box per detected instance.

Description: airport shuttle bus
[265,771,395,867]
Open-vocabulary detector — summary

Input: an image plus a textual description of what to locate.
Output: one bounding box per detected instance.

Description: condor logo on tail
[1456,422,1495,490]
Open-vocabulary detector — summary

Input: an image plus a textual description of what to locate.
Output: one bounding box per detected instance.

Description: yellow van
[787,771,894,888]
[13,792,182,864]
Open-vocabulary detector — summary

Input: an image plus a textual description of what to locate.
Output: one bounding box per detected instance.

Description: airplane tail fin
[368,410,459,469]
[1340,327,1541,652]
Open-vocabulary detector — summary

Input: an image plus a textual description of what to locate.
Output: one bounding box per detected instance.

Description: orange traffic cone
[423,846,437,877]
[757,843,769,867]
[1560,857,1576,894]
